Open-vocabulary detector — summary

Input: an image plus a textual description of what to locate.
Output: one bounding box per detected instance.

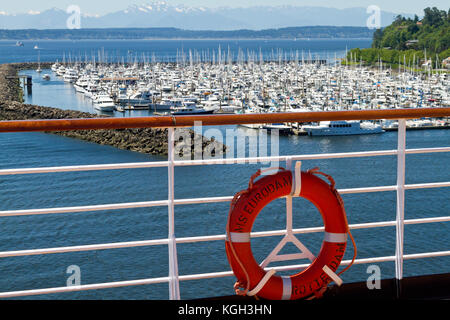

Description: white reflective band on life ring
[290,162,302,196]
[247,269,277,297]
[281,277,292,300]
[227,232,251,243]
[324,232,348,243]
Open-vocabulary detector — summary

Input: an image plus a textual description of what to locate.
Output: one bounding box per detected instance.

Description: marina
[32,49,449,133]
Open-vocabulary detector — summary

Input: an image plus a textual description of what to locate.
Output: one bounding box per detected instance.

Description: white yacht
[118,90,153,107]
[84,82,100,99]
[74,77,89,94]
[63,69,78,83]
[56,66,66,77]
[151,98,183,111]
[93,95,115,112]
[51,62,60,72]
[261,123,292,135]
[303,121,384,136]
[239,123,263,129]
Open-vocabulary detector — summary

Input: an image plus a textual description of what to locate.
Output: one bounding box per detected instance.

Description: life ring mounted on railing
[225,165,357,300]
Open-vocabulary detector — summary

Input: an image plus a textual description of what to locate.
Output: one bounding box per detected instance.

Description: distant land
[0,2,414,30]
[0,26,375,40]
[346,7,450,68]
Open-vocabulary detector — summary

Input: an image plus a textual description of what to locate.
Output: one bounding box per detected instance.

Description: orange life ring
[225,168,349,300]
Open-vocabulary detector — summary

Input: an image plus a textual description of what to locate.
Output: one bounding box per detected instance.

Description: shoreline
[0,37,373,41]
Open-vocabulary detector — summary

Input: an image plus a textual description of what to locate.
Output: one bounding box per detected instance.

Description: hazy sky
[1,0,448,15]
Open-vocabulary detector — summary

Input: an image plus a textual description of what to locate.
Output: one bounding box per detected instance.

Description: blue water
[0,39,372,64]
[1,40,449,300]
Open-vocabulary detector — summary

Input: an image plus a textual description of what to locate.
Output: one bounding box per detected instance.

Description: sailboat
[36,51,42,73]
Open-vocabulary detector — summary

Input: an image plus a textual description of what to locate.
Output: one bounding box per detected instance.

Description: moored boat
[303,120,384,136]
[93,95,116,112]
[170,104,215,115]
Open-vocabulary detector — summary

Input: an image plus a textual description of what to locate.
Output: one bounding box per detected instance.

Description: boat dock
[45,51,448,117]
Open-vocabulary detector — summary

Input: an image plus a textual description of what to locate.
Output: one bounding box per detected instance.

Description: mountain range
[0,2,414,30]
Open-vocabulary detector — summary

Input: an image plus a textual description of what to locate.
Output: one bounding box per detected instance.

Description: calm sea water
[0,40,449,300]
[0,39,372,64]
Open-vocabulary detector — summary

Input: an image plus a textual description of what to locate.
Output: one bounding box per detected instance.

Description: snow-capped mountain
[0,2,412,30]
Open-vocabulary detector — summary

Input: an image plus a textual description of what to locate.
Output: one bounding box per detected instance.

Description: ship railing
[0,108,449,299]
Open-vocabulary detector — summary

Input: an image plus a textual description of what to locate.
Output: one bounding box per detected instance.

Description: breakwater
[0,63,225,156]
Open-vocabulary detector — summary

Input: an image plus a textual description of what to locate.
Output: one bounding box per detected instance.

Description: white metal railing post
[167,128,180,300]
[395,119,407,287]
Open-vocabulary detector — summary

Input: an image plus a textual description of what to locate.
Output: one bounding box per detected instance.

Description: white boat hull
[306,128,384,136]
[304,121,384,136]
[150,103,175,111]
[94,105,115,112]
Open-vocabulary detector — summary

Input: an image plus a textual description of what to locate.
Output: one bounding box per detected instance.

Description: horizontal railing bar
[174,196,233,206]
[340,182,450,194]
[173,150,399,166]
[405,147,450,154]
[176,147,450,167]
[1,147,448,177]
[0,186,437,216]
[403,251,450,260]
[0,200,168,217]
[339,186,397,194]
[2,180,449,217]
[1,217,448,258]
[0,162,168,176]
[0,276,170,299]
[2,250,449,299]
[260,256,398,274]
[404,216,450,225]
[0,239,170,258]
[404,181,450,190]
[0,108,449,133]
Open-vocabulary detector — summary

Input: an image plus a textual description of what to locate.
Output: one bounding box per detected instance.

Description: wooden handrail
[0,108,449,133]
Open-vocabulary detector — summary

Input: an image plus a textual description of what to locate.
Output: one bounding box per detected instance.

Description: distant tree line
[0,26,375,40]
[373,7,449,52]
[346,7,449,68]
[346,47,450,68]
